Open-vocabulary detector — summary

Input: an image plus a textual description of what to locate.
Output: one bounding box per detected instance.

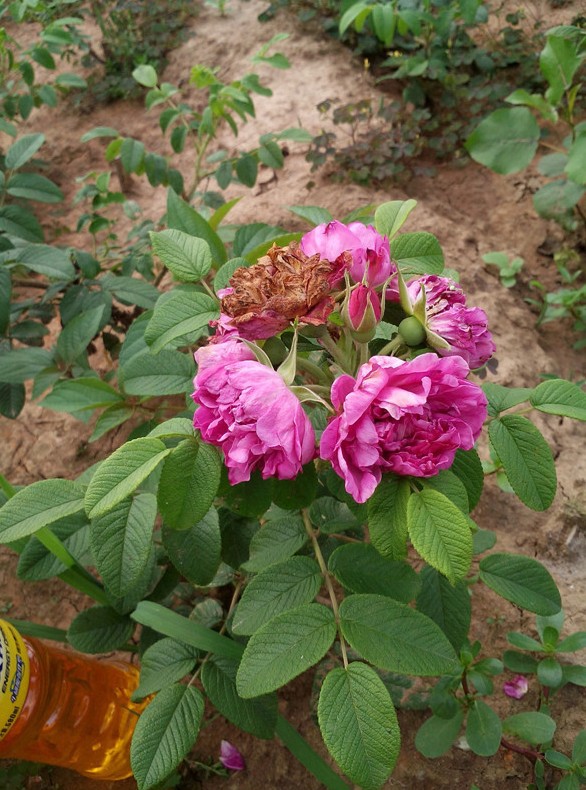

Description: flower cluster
[191,218,493,503]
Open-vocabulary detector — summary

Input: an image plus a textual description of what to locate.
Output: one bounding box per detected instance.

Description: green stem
[296,357,332,386]
[377,335,404,357]
[318,333,354,374]
[356,340,370,367]
[301,509,349,669]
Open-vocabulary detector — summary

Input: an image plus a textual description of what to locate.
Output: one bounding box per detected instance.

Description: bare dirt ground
[1,0,585,787]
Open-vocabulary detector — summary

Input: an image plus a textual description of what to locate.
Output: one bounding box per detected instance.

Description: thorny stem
[318,332,354,375]
[301,509,349,670]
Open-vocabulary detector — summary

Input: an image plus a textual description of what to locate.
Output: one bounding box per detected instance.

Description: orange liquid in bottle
[0,624,147,780]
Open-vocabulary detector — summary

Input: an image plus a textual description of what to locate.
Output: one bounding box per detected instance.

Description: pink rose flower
[503,675,529,699]
[219,740,245,772]
[320,353,487,503]
[301,220,394,287]
[400,275,496,369]
[192,342,315,484]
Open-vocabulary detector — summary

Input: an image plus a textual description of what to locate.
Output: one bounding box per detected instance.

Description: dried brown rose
[217,241,349,340]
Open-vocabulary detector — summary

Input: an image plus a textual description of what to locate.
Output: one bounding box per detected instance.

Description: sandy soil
[1,0,585,787]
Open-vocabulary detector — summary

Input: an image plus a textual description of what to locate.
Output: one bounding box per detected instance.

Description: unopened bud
[398,316,426,347]
[343,285,382,342]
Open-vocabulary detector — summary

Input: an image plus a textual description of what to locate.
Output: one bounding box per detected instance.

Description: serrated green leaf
[134,637,199,700]
[100,274,160,309]
[120,138,145,173]
[6,172,63,203]
[0,205,44,242]
[67,605,134,652]
[482,383,533,416]
[150,229,212,282]
[415,711,464,758]
[89,404,134,442]
[271,463,318,510]
[450,448,484,511]
[242,512,307,571]
[17,514,90,581]
[308,497,362,534]
[131,685,204,790]
[465,108,540,174]
[5,133,45,169]
[0,347,54,384]
[288,205,333,227]
[56,305,105,364]
[41,377,123,414]
[416,566,471,651]
[329,544,420,603]
[202,657,278,739]
[162,507,222,586]
[84,438,170,519]
[145,287,217,353]
[148,418,194,439]
[90,493,157,597]
[422,469,469,513]
[213,256,249,293]
[236,603,336,697]
[17,244,76,280]
[367,475,410,559]
[339,594,458,675]
[466,700,502,756]
[407,489,473,584]
[0,479,86,542]
[158,438,221,531]
[167,189,227,266]
[318,662,400,790]
[0,382,25,419]
[390,232,444,276]
[374,199,417,240]
[120,349,194,396]
[488,416,556,511]
[530,379,586,421]
[503,711,556,746]
[232,556,322,635]
[479,553,561,615]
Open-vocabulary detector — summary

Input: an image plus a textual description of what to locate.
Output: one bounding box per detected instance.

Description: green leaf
[166,189,227,266]
[374,199,417,240]
[219,470,274,517]
[537,656,563,688]
[565,133,586,185]
[202,657,278,739]
[84,437,171,519]
[259,141,285,169]
[466,700,502,756]
[557,632,586,652]
[6,172,63,203]
[505,89,558,122]
[158,438,221,531]
[235,153,258,187]
[90,404,134,442]
[17,514,90,581]
[134,637,199,699]
[421,469,469,513]
[339,594,458,675]
[572,730,586,763]
[131,684,204,790]
[242,511,307,572]
[533,179,585,220]
[132,601,244,660]
[67,606,134,652]
[288,205,333,227]
[367,475,410,559]
[120,138,145,173]
[481,382,533,417]
[0,205,44,242]
[318,662,400,790]
[133,64,158,88]
[0,479,86,542]
[450,448,484,511]
[41,377,123,414]
[0,266,11,336]
[530,379,586,421]
[162,507,221,586]
[213,256,249,293]
[232,556,322,635]
[479,553,561,615]
[150,229,212,282]
[145,288,217,353]
[503,712,556,746]
[488,416,556,511]
[407,489,473,584]
[80,126,120,142]
[465,107,540,174]
[390,232,444,276]
[5,133,45,169]
[0,382,25,419]
[416,566,471,651]
[54,72,87,88]
[55,305,105,364]
[236,603,336,697]
[339,0,372,35]
[415,711,464,758]
[120,349,194,396]
[17,244,75,280]
[100,274,159,309]
[308,497,362,534]
[0,347,54,384]
[503,650,538,673]
[540,34,582,105]
[328,544,420,603]
[271,463,318,510]
[90,493,156,598]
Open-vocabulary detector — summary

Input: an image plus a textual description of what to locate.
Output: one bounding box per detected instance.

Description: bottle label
[0,619,30,741]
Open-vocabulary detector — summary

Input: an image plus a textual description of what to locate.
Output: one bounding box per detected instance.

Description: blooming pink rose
[301,221,393,287]
[320,353,487,503]
[192,344,315,484]
[393,275,495,368]
[503,675,529,699]
[219,740,245,772]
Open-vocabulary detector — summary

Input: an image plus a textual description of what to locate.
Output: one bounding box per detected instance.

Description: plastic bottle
[0,618,147,780]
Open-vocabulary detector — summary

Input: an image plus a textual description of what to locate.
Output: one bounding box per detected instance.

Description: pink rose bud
[219,740,245,772]
[344,285,382,341]
[503,675,529,699]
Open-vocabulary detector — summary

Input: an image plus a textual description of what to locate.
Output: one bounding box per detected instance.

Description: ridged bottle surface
[0,619,146,780]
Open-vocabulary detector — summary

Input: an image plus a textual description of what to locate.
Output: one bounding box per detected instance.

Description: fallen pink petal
[503,675,529,699]
[220,740,246,772]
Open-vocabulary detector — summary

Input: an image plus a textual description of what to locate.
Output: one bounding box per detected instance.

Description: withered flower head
[217,241,350,340]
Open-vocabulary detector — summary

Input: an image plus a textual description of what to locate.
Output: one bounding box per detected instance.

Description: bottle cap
[0,619,30,741]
